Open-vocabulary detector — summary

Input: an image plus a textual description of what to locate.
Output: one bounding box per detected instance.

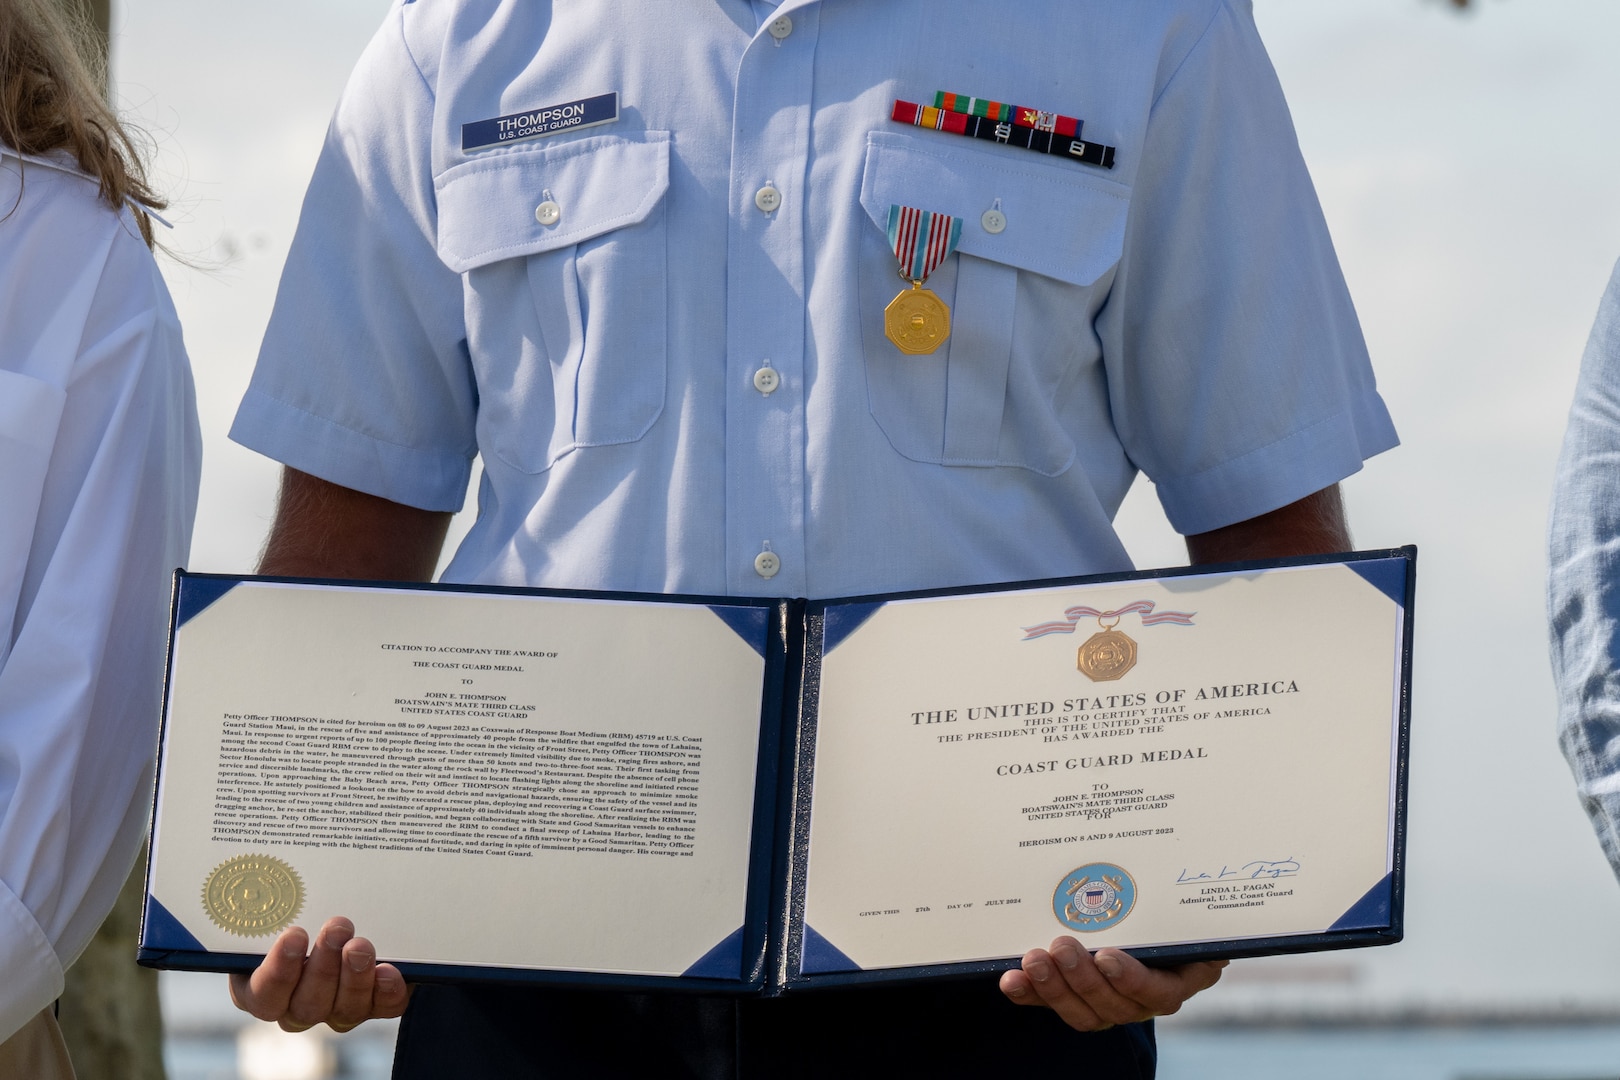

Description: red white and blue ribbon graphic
[1021,600,1196,641]
[887,205,962,284]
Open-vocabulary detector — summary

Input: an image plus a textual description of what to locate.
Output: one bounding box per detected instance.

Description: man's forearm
[1183,484,1350,566]
[258,467,452,581]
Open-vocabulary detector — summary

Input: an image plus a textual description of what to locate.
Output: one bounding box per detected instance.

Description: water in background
[165,963,1620,1080]
[164,1022,1620,1080]
[167,1031,395,1080]
[1156,1025,1620,1080]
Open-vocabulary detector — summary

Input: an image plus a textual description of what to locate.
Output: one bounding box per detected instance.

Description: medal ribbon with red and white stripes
[1021,600,1197,641]
[886,205,962,284]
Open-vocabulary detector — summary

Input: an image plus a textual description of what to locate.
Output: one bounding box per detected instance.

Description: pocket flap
[436,132,670,274]
[860,131,1127,288]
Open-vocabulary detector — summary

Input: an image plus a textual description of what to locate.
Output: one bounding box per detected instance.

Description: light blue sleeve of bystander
[1549,258,1620,882]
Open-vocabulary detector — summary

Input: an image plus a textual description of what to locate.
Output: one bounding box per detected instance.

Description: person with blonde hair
[0,0,200,1074]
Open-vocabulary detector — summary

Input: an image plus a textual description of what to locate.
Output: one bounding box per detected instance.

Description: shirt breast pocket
[436,132,670,474]
[858,132,1129,475]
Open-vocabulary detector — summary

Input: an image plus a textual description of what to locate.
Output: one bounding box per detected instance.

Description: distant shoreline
[1161,1008,1620,1031]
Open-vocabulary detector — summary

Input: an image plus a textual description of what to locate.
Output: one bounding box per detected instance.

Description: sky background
[110,0,1620,1025]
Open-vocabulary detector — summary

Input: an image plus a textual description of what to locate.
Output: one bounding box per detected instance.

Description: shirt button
[535,201,562,226]
[753,366,780,395]
[767,14,793,39]
[754,551,781,579]
[981,208,1007,234]
[755,185,782,213]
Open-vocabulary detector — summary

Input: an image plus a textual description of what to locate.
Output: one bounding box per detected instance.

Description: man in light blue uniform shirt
[226,0,1397,1075]
[1550,262,1620,885]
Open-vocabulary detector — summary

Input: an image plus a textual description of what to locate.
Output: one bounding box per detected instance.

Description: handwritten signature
[1176,858,1301,884]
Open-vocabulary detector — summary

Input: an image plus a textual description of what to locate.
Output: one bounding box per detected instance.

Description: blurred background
[56,0,1620,1075]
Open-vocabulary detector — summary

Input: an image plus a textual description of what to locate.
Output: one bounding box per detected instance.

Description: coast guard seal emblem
[201,854,304,937]
[1053,863,1136,933]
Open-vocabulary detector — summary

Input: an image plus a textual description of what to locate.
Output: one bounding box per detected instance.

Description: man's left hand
[999,937,1227,1030]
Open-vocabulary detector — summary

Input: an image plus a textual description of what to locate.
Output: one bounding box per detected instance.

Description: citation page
[150,582,768,977]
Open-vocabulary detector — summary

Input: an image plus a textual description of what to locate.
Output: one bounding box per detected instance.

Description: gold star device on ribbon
[884,205,963,355]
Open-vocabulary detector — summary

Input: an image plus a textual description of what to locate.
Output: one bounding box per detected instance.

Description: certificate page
[149,580,768,978]
[801,562,1403,972]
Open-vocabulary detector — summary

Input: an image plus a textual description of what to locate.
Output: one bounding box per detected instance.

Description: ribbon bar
[935,91,1082,139]
[892,99,1116,169]
[891,99,968,134]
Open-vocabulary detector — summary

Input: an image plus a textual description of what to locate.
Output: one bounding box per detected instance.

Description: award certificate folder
[140,548,1414,993]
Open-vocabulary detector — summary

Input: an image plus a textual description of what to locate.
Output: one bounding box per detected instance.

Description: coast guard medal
[1077,617,1137,682]
[201,854,304,937]
[884,205,962,355]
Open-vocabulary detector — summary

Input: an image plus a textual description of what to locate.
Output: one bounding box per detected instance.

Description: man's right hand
[228,916,412,1033]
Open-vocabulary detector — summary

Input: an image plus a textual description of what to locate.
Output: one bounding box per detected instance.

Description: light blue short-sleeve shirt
[232,0,1397,598]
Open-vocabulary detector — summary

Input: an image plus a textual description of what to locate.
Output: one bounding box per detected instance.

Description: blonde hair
[0,0,164,247]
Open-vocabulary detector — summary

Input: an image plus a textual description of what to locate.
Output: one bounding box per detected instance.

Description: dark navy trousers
[392,980,1155,1078]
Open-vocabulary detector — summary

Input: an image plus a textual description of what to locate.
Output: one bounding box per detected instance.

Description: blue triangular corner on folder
[142,895,205,952]
[799,925,861,975]
[1328,872,1394,932]
[175,576,240,628]
[1346,558,1407,608]
[822,603,884,655]
[682,926,746,980]
[708,606,771,658]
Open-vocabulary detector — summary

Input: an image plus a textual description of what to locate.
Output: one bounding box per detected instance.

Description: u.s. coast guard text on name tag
[461,92,619,152]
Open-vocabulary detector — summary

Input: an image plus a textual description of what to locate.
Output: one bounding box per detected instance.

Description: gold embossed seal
[1077,618,1138,682]
[201,854,304,937]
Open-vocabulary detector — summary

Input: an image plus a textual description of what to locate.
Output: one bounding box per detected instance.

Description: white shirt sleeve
[0,156,202,1041]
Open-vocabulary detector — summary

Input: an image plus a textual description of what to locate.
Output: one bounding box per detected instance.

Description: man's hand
[229,917,412,1033]
[999,938,1227,1030]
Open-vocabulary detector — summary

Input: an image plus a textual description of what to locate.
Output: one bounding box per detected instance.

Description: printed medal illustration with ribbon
[884,205,963,355]
[1022,600,1196,682]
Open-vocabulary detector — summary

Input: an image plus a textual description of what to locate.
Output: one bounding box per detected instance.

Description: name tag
[461,92,619,152]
